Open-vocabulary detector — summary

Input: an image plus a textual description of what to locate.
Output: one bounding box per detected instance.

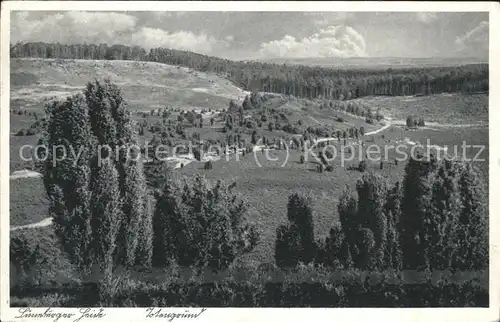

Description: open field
[353,93,488,125]
[11,58,249,112]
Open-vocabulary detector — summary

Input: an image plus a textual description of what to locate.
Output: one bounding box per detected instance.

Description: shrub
[325,165,334,172]
[10,233,50,287]
[9,274,488,307]
[15,129,25,136]
[25,128,36,136]
[193,147,201,161]
[358,160,367,172]
[152,175,259,271]
[245,119,257,129]
[204,161,213,170]
[149,123,163,133]
[275,193,316,268]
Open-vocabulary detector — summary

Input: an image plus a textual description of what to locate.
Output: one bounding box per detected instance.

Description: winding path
[364,120,392,136]
[10,218,53,231]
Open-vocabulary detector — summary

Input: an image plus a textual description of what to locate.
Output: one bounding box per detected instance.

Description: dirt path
[10,217,53,231]
[364,120,392,136]
[10,170,43,180]
[309,116,320,124]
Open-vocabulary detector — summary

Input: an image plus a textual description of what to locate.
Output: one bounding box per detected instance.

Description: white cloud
[455,21,488,56]
[11,11,222,54]
[259,25,367,58]
[415,12,438,24]
[304,12,351,27]
[127,27,218,53]
[11,11,138,44]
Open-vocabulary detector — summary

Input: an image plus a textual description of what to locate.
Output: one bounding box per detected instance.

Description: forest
[10,42,489,100]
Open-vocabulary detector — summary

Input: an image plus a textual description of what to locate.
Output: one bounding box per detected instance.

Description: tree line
[11,42,488,100]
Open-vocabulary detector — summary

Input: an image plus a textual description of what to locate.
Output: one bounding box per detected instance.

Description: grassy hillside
[11,58,249,112]
[354,93,488,125]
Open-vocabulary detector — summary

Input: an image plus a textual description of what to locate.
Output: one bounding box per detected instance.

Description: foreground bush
[275,193,317,268]
[152,174,260,270]
[10,229,75,289]
[10,267,488,307]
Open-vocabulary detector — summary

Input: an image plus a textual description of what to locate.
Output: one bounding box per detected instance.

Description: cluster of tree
[38,81,259,298]
[39,80,153,297]
[181,110,205,128]
[11,109,29,116]
[276,154,488,272]
[325,100,384,122]
[11,42,489,100]
[406,115,426,128]
[10,42,148,61]
[242,92,265,110]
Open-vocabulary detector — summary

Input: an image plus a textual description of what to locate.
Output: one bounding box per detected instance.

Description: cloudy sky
[11,11,489,60]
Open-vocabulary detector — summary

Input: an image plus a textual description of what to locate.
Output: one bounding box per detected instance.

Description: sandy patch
[11,217,53,231]
[191,87,210,93]
[10,170,42,180]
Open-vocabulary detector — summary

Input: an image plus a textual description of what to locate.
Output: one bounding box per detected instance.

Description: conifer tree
[84,80,151,268]
[355,172,389,269]
[385,182,403,270]
[400,154,437,270]
[337,186,359,267]
[275,193,316,268]
[426,160,462,269]
[90,160,122,283]
[43,81,151,278]
[43,95,95,274]
[455,162,488,270]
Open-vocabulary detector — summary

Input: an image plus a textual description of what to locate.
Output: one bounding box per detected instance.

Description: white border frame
[1,2,499,322]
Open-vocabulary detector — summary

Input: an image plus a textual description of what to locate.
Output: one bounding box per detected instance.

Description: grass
[10,177,49,226]
[177,148,406,264]
[11,58,248,112]
[9,134,41,172]
[353,93,488,125]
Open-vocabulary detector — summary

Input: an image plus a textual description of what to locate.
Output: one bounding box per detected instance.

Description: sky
[10,11,489,60]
